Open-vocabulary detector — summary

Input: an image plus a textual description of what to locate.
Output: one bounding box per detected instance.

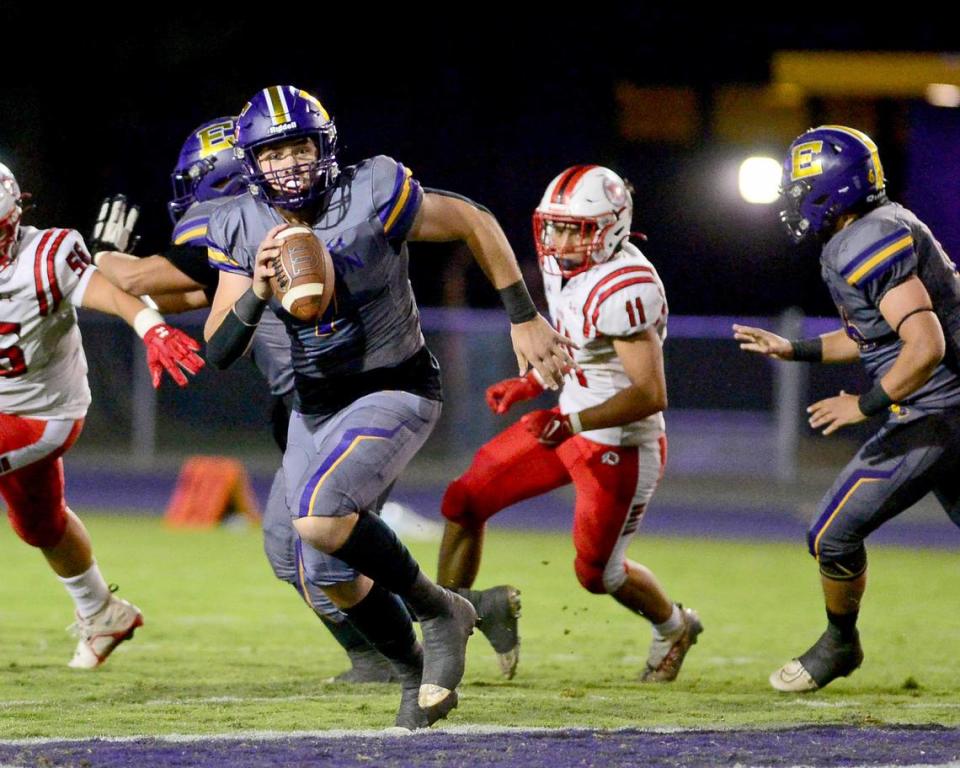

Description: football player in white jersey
[0,162,203,669]
[437,165,703,682]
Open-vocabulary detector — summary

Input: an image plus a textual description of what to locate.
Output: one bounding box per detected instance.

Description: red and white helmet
[533,165,633,278]
[0,163,23,269]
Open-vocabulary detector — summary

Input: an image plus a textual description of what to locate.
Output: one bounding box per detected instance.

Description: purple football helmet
[780,125,887,243]
[168,116,245,223]
[234,85,338,210]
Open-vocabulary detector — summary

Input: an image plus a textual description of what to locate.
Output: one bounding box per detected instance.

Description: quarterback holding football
[202,85,576,729]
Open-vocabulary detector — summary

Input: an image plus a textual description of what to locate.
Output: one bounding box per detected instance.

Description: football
[270,226,335,323]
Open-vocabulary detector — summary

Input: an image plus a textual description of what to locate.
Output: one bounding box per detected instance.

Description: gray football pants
[279,390,441,589]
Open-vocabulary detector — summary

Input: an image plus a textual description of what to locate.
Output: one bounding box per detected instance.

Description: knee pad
[818,546,867,581]
[574,556,608,594]
[8,504,67,548]
[441,476,486,529]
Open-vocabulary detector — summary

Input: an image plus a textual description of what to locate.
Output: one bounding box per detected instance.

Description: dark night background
[3,9,958,318]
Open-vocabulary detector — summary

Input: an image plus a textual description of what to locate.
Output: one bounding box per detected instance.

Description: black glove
[89,194,140,254]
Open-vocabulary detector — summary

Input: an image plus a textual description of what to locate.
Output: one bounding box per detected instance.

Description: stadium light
[926,83,960,108]
[738,156,781,204]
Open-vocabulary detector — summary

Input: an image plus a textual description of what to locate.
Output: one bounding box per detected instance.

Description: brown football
[270,226,335,323]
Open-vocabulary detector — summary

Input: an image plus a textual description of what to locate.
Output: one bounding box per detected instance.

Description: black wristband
[790,337,823,362]
[498,279,538,324]
[857,382,894,417]
[234,286,267,325]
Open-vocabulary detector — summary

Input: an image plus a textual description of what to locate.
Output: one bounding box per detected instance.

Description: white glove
[90,194,140,254]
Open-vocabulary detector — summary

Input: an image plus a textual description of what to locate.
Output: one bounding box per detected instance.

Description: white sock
[653,603,683,639]
[59,562,111,618]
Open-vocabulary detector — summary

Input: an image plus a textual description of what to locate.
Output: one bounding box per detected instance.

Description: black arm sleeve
[161,244,219,301]
[205,289,266,369]
[206,311,257,369]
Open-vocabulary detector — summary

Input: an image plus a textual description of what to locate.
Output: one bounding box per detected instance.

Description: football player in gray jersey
[204,85,576,729]
[734,125,960,693]
[92,117,397,684]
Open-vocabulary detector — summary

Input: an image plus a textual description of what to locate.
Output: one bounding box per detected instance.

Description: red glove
[485,371,544,414]
[143,324,205,388]
[521,408,581,447]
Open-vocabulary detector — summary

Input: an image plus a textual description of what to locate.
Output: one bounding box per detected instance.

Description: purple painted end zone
[1,727,958,768]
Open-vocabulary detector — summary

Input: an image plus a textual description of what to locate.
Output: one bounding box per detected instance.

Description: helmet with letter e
[533,165,633,278]
[780,125,887,243]
[168,116,246,223]
[234,85,338,210]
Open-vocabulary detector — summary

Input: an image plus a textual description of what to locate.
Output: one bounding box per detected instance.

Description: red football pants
[0,415,84,547]
[442,419,666,593]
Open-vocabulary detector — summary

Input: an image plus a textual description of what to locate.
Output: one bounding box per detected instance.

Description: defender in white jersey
[0,162,203,669]
[437,166,702,682]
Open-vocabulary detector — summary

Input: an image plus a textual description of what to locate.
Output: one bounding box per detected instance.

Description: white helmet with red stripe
[533,165,633,278]
[0,162,22,270]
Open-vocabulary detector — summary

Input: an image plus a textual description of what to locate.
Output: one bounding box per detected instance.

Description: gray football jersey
[248,312,295,398]
[821,202,960,410]
[206,155,425,379]
[172,198,233,249]
[167,198,295,397]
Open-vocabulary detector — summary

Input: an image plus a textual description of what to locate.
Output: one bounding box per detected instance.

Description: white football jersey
[0,226,95,418]
[543,242,667,446]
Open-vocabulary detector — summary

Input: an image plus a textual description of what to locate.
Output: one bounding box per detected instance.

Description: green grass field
[1,513,958,739]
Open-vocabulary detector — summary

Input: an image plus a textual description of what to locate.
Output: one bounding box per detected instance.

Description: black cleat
[770,626,863,692]
[391,647,457,730]
[464,585,521,679]
[417,590,476,713]
[329,647,399,684]
[392,652,429,730]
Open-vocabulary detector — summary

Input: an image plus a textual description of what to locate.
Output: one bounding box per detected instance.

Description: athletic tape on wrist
[133,307,164,338]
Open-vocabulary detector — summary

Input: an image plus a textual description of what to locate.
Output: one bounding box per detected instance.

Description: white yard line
[0,725,700,746]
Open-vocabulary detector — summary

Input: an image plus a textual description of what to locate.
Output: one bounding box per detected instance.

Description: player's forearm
[96,252,203,296]
[204,302,233,341]
[93,251,143,294]
[152,290,210,315]
[464,210,524,290]
[576,384,667,432]
[820,329,861,364]
[204,287,265,369]
[79,270,152,326]
[878,331,944,402]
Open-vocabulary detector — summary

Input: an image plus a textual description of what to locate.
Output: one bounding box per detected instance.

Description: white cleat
[67,594,144,669]
[769,659,819,692]
[641,605,703,683]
